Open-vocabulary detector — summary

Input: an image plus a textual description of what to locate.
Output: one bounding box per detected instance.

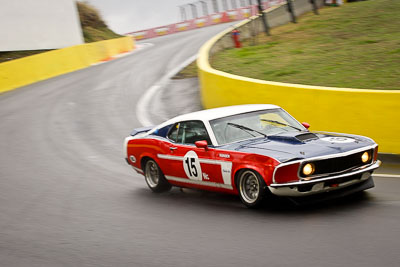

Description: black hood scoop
[266,132,319,144]
[295,133,319,141]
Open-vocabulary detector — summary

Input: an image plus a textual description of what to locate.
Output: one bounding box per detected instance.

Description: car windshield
[209,108,305,145]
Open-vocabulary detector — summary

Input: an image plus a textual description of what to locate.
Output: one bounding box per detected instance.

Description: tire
[237,169,267,208]
[144,159,171,193]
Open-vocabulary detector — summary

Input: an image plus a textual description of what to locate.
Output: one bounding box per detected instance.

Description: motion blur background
[1,1,399,267]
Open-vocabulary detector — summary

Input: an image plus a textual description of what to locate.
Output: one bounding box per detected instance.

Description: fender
[232,153,279,187]
[232,163,274,190]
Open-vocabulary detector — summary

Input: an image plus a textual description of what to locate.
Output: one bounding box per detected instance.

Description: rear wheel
[144,159,171,193]
[238,170,266,208]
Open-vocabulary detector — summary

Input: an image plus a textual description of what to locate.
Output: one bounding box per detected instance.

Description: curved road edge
[136,54,198,126]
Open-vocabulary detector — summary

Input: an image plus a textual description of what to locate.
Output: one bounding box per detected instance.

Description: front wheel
[238,170,267,208]
[144,159,171,193]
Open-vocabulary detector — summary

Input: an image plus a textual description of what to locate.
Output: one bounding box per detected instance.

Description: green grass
[82,26,122,43]
[173,61,198,79]
[211,0,400,90]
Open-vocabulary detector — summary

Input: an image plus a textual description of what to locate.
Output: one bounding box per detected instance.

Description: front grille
[300,149,373,178]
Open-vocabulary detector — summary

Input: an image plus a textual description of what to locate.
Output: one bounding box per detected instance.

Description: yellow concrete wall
[197,22,400,154]
[0,36,135,94]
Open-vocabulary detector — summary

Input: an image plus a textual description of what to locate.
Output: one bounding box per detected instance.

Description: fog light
[361,151,370,163]
[302,163,315,176]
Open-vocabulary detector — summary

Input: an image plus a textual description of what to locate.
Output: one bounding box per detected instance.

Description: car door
[160,120,233,190]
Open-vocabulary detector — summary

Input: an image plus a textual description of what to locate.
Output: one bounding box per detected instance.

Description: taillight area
[124,136,133,156]
[273,163,300,184]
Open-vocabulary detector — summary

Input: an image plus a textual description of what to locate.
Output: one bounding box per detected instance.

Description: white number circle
[321,137,355,143]
[183,151,202,181]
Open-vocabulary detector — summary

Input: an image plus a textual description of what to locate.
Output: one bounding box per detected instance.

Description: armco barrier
[125,1,288,40]
[198,0,400,154]
[0,36,135,94]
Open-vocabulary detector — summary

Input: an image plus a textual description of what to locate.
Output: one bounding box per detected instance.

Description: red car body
[126,137,279,195]
[125,105,380,207]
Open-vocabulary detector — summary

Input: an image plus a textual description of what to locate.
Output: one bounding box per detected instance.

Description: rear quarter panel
[126,137,168,171]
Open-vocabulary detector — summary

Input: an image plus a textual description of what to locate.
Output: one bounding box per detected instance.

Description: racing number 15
[183,150,202,180]
[185,157,198,177]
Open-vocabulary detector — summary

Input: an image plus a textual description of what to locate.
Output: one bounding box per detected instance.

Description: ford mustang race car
[125,104,380,207]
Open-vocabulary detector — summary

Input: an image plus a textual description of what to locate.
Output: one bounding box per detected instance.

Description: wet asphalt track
[1,24,400,267]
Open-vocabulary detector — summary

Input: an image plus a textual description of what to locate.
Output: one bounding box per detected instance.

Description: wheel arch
[233,165,266,190]
[140,153,160,171]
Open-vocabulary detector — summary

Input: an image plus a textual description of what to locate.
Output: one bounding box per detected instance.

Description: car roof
[161,104,281,126]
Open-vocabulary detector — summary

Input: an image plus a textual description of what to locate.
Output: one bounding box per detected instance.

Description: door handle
[169,147,177,151]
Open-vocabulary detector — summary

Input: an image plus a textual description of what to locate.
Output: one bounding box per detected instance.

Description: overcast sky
[86,0,205,34]
[86,0,251,34]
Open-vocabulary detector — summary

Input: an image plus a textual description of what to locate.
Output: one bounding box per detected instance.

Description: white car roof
[158,104,281,127]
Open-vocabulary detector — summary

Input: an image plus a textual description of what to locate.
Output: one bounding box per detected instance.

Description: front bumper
[269,160,381,197]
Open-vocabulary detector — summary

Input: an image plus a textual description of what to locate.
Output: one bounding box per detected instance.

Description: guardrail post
[250,16,258,45]
[309,0,319,15]
[189,3,198,19]
[231,0,237,9]
[211,0,219,13]
[200,1,209,16]
[180,6,187,21]
[257,0,270,36]
[286,0,297,23]
[222,0,228,11]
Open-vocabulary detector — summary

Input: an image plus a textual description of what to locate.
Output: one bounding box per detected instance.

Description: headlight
[302,163,315,176]
[361,151,370,163]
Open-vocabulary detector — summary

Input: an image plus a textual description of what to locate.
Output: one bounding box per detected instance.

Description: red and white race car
[125,105,380,207]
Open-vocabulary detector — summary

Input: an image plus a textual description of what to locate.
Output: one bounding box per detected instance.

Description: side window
[167,123,180,142]
[180,121,211,145]
[153,124,173,138]
[167,121,211,145]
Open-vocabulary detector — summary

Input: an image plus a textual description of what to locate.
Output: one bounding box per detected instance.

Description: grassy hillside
[0,2,122,63]
[211,0,400,90]
[77,1,122,43]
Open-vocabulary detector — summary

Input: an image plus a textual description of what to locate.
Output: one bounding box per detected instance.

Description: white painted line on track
[136,54,198,126]
[374,173,400,178]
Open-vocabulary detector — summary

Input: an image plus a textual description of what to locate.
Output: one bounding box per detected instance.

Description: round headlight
[302,163,315,176]
[361,151,370,163]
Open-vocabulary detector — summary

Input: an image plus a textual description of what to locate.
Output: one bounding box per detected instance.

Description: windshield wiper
[227,122,267,138]
[260,119,302,131]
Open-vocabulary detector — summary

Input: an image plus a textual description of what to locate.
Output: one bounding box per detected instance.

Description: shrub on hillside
[76,1,122,42]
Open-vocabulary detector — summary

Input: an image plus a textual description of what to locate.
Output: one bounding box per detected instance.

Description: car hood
[218,131,376,163]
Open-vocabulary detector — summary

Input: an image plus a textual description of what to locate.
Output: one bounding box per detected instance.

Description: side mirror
[301,122,310,129]
[195,140,208,150]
